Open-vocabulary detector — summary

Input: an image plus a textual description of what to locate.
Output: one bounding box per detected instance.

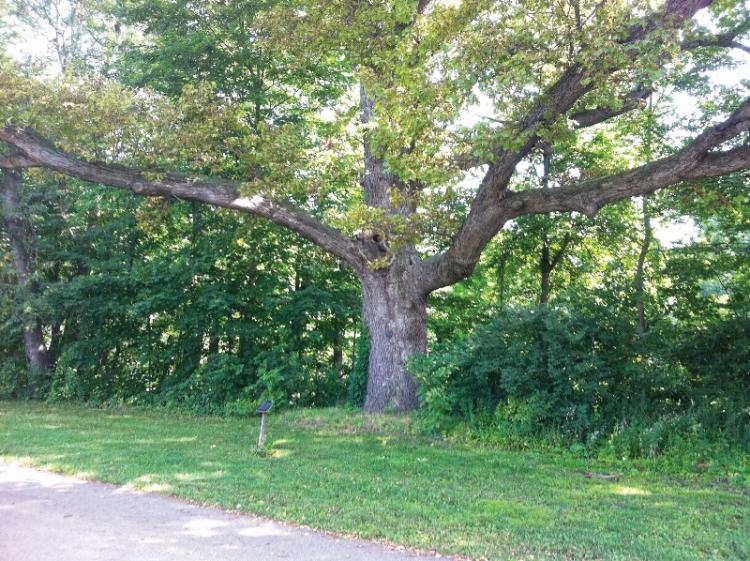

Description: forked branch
[421,97,750,293]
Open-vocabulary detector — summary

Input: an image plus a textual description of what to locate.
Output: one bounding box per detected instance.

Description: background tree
[0,0,362,407]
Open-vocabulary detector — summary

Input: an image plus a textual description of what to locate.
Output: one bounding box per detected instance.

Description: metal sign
[256,400,273,414]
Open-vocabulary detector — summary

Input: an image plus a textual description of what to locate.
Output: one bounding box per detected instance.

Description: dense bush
[0,359,26,399]
[412,305,750,457]
[672,317,750,444]
[47,344,352,415]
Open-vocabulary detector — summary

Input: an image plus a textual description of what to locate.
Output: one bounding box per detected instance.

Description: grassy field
[0,401,747,561]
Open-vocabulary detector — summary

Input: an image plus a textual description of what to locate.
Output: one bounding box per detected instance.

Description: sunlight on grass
[612,485,652,496]
[120,473,174,493]
[140,482,173,493]
[174,471,225,482]
[1,401,748,561]
[269,449,292,458]
[477,499,553,528]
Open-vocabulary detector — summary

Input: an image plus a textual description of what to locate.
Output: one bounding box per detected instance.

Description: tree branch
[0,125,367,274]
[511,146,750,218]
[683,25,750,54]
[510,98,750,218]
[690,37,750,54]
[570,24,750,130]
[416,0,434,15]
[461,1,714,168]
[569,87,652,128]
[419,0,717,294]
[0,153,38,168]
[550,231,573,270]
[0,145,36,169]
[422,96,750,293]
[573,21,750,130]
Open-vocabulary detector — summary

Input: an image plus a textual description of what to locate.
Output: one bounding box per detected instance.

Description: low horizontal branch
[513,144,750,219]
[0,126,366,273]
[0,153,38,168]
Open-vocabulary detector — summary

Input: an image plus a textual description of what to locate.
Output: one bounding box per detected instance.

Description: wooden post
[257,412,268,449]
[255,400,273,451]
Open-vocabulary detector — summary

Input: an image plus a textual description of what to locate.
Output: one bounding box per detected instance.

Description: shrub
[0,359,26,399]
[163,353,247,415]
[412,305,750,456]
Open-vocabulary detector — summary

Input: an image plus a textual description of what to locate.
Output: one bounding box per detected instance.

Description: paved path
[0,464,446,561]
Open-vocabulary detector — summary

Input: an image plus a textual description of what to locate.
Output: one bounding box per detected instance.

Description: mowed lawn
[0,401,747,561]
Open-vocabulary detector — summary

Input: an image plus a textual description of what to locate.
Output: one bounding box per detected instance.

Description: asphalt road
[0,463,446,561]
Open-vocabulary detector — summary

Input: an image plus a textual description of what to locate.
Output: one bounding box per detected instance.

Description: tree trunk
[539,241,552,305]
[1,169,51,384]
[332,327,343,367]
[361,261,425,413]
[497,251,509,310]
[539,148,553,306]
[634,197,652,335]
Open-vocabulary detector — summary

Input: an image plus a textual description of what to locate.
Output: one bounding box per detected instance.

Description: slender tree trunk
[635,104,655,336]
[497,251,509,310]
[539,240,552,305]
[292,254,306,363]
[1,169,51,385]
[361,257,425,413]
[332,327,343,367]
[634,197,652,335]
[48,321,63,363]
[331,262,344,367]
[208,335,219,355]
[539,147,553,306]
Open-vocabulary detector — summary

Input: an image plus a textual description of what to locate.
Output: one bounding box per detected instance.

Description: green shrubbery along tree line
[0,0,749,454]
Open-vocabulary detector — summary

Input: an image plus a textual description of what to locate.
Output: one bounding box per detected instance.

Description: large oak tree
[1,0,750,411]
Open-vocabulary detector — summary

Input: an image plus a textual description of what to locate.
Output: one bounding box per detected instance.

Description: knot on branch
[131,181,151,195]
[582,202,599,218]
[355,230,391,264]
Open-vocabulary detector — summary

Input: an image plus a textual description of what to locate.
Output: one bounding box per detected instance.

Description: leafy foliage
[414,301,750,457]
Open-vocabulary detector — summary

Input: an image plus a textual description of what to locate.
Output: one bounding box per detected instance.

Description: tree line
[0,1,749,437]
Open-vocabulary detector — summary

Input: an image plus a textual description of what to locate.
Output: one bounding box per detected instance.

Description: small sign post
[256,400,273,450]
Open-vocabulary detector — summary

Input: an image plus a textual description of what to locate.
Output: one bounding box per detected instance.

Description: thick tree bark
[361,254,425,413]
[358,83,424,412]
[1,169,51,385]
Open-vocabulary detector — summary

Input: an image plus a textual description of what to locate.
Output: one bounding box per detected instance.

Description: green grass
[1,401,748,561]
